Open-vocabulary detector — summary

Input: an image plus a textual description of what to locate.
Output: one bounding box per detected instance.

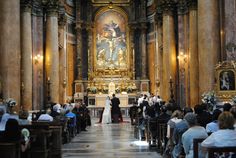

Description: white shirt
[38,114,53,122]
[202,129,236,147]
[137,96,144,106]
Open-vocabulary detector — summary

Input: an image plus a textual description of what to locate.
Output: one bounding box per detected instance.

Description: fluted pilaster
[21,0,32,110]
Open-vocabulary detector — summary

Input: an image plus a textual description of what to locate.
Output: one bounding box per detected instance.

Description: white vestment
[102,99,112,124]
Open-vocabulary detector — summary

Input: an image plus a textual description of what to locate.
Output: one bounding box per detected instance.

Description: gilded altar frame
[92,6,131,77]
[215,61,236,101]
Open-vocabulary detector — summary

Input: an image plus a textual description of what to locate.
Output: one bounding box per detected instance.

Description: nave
[62,118,162,158]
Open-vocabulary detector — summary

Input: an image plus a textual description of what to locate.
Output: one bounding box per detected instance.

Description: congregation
[0,100,91,158]
[129,94,236,158]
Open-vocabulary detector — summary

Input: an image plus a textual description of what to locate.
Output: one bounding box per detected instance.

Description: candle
[48,77,50,81]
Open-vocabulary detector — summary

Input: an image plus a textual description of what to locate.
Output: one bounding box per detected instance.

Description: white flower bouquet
[201,91,217,111]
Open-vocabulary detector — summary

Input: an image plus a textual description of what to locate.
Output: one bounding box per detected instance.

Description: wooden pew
[194,138,236,158]
[193,138,205,158]
[156,119,168,154]
[20,124,52,158]
[207,146,236,158]
[31,121,62,158]
[0,142,20,158]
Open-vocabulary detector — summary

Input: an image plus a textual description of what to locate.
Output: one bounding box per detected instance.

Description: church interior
[0,0,236,157]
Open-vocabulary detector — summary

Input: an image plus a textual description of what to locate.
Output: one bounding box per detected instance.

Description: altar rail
[88,106,130,118]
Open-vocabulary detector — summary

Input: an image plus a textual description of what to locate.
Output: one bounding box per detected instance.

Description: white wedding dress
[102,98,112,124]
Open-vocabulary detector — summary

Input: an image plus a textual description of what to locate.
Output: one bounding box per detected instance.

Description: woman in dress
[102,96,112,124]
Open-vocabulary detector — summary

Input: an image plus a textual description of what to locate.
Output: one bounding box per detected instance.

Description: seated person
[206,109,222,134]
[38,109,53,122]
[202,112,236,147]
[0,108,10,131]
[223,103,232,112]
[182,113,208,158]
[164,110,183,156]
[129,101,138,125]
[194,104,212,128]
[1,119,30,155]
[65,104,76,127]
[51,103,62,118]
[172,107,193,158]
[18,110,30,125]
[230,106,236,129]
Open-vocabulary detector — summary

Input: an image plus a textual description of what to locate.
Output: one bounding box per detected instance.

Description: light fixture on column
[63,78,67,88]
[33,54,43,64]
[177,52,188,75]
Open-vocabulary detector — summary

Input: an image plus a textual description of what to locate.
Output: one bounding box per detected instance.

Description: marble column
[59,11,66,104]
[21,0,32,111]
[162,1,177,102]
[76,22,83,80]
[177,0,189,107]
[140,24,148,79]
[45,2,59,103]
[198,0,220,96]
[87,24,93,75]
[32,0,44,110]
[129,23,136,79]
[189,0,198,106]
[155,8,163,96]
[0,0,21,111]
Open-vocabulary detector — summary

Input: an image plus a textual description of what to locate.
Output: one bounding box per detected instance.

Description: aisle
[62,118,162,158]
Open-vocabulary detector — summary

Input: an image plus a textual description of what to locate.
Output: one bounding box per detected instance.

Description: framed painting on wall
[94,7,130,70]
[215,61,236,101]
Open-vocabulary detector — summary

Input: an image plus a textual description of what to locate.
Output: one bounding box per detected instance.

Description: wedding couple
[102,94,122,124]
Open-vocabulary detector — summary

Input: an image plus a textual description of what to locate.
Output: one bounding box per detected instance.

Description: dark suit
[111,96,121,123]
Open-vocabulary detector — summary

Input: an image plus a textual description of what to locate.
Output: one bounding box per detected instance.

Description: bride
[102,96,112,124]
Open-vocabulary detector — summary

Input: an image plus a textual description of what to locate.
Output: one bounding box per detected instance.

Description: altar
[95,94,128,107]
[87,93,136,117]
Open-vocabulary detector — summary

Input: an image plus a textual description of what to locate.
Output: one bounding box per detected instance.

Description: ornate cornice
[160,0,176,16]
[188,0,197,10]
[32,0,43,16]
[177,0,189,15]
[20,0,32,13]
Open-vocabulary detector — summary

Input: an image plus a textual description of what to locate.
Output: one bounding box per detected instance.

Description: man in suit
[111,94,121,123]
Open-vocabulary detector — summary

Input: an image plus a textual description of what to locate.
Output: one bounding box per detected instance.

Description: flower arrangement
[115,87,121,93]
[6,98,17,107]
[232,96,236,104]
[90,86,97,94]
[201,91,217,111]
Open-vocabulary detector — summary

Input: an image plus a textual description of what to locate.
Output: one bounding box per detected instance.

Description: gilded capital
[21,0,32,13]
[177,0,189,15]
[58,6,66,27]
[160,0,176,16]
[32,0,43,16]
[155,5,163,26]
[188,0,197,10]
[44,0,59,17]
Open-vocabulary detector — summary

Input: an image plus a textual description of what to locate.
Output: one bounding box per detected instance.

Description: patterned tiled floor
[62,118,162,158]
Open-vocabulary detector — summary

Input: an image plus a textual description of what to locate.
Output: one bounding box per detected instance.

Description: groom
[111,93,122,123]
